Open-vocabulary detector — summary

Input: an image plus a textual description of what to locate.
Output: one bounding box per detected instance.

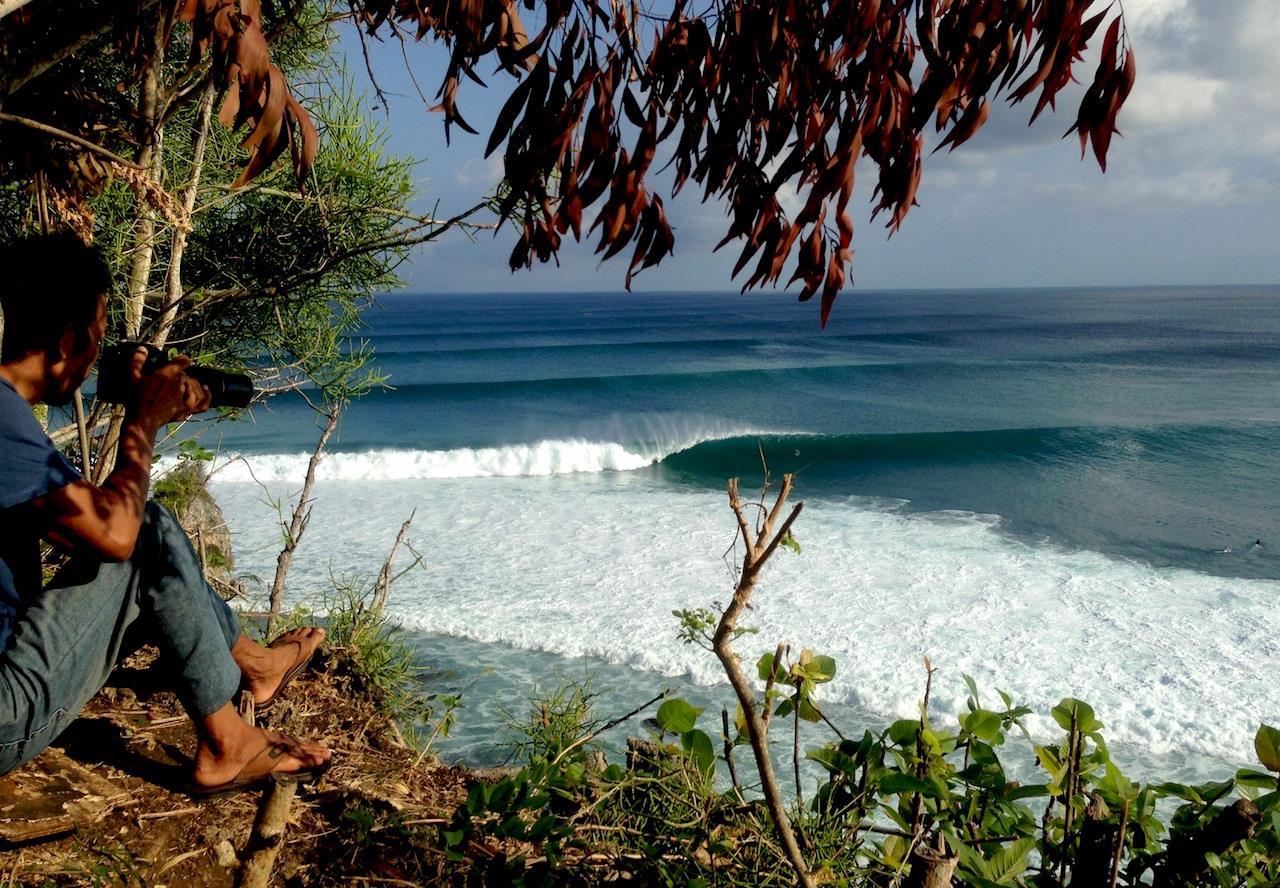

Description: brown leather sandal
[186,733,331,799]
[244,633,322,715]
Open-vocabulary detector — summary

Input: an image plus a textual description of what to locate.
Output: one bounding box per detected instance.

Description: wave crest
[209,440,660,482]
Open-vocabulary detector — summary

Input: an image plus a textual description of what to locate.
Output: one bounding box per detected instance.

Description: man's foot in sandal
[191,718,331,797]
[234,626,326,712]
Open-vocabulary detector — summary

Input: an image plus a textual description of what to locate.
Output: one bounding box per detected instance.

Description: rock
[625,738,668,775]
[213,839,238,868]
[154,462,235,577]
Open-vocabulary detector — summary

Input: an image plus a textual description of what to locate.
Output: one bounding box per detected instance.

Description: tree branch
[0,112,145,170]
[713,475,813,888]
[268,401,341,626]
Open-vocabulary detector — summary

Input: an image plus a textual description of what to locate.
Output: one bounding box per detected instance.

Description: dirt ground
[0,648,473,887]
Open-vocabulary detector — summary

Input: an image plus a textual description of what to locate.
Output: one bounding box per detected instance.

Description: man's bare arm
[33,353,211,562]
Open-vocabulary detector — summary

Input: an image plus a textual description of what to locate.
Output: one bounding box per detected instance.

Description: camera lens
[185,366,254,409]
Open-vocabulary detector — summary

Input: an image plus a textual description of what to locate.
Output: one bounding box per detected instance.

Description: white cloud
[454,155,503,186]
[1124,71,1225,129]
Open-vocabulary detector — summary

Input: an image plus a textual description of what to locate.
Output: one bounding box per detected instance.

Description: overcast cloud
[338,1,1279,302]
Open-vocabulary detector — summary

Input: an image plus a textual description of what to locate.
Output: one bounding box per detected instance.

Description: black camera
[96,342,254,410]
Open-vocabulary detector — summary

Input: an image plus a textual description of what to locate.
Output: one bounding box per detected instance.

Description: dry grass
[0,646,472,887]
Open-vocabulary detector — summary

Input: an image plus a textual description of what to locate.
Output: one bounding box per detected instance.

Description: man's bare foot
[193,713,331,789]
[234,627,326,707]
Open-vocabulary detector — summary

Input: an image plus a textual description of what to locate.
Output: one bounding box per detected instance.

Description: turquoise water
[206,286,1280,775]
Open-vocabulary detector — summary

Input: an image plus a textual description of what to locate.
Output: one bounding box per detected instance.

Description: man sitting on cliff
[0,233,331,794]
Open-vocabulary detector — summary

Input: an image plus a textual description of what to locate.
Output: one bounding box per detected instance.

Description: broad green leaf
[1236,769,1279,790]
[657,698,702,734]
[1256,724,1280,772]
[807,745,859,776]
[961,709,1004,744]
[888,719,920,747]
[1153,782,1203,803]
[1034,746,1066,786]
[986,838,1035,883]
[487,778,515,812]
[779,531,801,554]
[757,655,778,685]
[442,829,465,849]
[682,729,716,776]
[1100,761,1138,802]
[528,814,558,841]
[1006,783,1053,802]
[1051,698,1102,734]
[880,834,907,867]
[878,772,938,796]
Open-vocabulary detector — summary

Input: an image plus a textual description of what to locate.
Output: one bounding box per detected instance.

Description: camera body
[96,342,254,410]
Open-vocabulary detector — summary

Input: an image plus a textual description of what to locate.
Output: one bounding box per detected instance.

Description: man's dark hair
[0,232,112,363]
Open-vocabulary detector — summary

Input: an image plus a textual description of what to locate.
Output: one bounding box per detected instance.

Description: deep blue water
[218,286,1280,580]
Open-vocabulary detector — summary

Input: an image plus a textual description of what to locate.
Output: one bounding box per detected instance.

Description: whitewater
[210,436,1280,770]
[204,287,1280,775]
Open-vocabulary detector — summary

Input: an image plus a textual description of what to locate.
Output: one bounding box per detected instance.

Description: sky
[331,0,1279,297]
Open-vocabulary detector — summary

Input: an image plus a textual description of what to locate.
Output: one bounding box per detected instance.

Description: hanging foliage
[349,0,1134,324]
[0,0,1134,324]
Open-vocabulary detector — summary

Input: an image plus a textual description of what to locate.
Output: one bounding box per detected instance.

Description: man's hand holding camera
[126,346,213,434]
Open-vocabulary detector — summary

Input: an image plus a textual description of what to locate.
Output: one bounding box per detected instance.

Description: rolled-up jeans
[0,502,242,774]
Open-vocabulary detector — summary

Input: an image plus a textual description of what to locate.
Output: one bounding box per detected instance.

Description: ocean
[203,286,1280,780]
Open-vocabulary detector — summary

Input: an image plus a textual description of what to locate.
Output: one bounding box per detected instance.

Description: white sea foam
[201,422,774,482]
[207,440,661,482]
[211,467,1280,769]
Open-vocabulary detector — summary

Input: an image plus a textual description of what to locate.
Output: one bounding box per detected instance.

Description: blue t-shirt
[0,376,82,650]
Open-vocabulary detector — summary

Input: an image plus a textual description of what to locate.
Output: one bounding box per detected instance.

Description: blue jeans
[0,502,242,774]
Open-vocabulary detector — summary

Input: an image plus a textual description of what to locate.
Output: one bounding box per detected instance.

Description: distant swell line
[203,422,1280,484]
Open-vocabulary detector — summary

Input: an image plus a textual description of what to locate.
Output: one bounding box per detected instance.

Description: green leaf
[779,531,801,554]
[986,838,1035,883]
[878,772,938,796]
[807,744,859,776]
[682,729,716,776]
[808,654,837,682]
[1236,769,1279,790]
[880,834,908,866]
[1006,783,1053,802]
[1100,761,1138,802]
[888,719,920,747]
[1034,746,1067,786]
[441,829,465,849]
[528,814,558,841]
[487,778,515,813]
[1051,698,1103,734]
[797,697,823,723]
[656,698,702,734]
[961,709,1004,744]
[496,813,526,839]
[1256,724,1280,772]
[757,652,780,683]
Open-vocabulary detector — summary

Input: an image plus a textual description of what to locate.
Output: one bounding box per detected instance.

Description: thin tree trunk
[373,510,415,616]
[156,81,215,348]
[904,843,959,888]
[269,403,341,627]
[713,476,813,888]
[94,16,166,484]
[235,780,298,888]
